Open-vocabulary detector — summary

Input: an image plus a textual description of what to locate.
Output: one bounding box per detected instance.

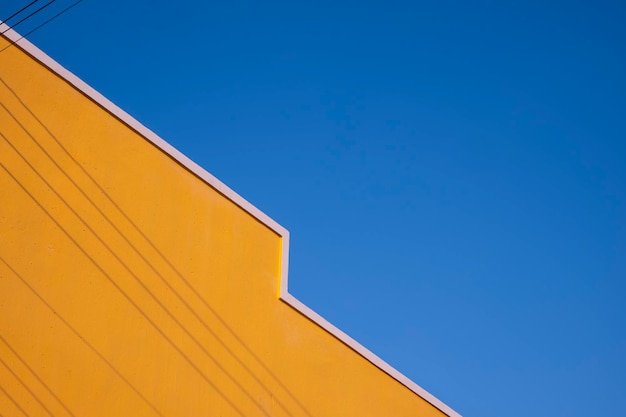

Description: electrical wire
[1,0,41,24]
[0,0,84,53]
[0,0,58,35]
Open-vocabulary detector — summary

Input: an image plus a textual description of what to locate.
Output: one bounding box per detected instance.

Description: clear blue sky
[2,1,625,415]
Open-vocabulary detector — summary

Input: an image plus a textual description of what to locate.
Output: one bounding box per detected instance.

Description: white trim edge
[0,23,460,417]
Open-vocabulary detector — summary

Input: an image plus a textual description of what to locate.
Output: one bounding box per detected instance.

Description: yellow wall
[0,34,449,417]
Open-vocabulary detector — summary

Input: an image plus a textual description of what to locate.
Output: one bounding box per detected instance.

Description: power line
[0,0,84,54]
[1,0,41,24]
[0,0,58,35]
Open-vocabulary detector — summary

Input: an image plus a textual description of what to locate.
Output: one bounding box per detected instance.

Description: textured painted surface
[0,34,448,417]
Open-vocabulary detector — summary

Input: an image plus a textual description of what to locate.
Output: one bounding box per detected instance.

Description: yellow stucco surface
[0,35,448,417]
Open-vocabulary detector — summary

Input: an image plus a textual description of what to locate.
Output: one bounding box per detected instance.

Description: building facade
[0,25,459,417]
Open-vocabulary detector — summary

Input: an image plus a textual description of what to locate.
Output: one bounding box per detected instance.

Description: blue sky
[2,1,625,415]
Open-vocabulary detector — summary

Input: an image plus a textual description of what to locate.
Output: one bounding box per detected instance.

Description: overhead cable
[1,0,41,24]
[1,0,58,35]
[0,0,84,53]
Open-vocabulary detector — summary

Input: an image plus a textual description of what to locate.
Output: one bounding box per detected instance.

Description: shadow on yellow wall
[0,32,456,417]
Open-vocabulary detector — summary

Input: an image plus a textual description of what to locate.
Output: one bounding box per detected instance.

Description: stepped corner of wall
[0,23,460,417]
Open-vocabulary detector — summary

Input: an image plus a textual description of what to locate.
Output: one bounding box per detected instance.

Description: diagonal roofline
[0,21,461,417]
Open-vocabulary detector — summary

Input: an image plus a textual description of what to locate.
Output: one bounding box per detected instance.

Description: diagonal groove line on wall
[0,355,57,417]
[0,383,30,417]
[0,76,312,417]
[0,144,250,417]
[0,336,75,417]
[0,176,166,417]
[0,256,164,417]
[0,111,280,417]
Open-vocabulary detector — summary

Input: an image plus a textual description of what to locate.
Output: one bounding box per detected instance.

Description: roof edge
[0,22,460,417]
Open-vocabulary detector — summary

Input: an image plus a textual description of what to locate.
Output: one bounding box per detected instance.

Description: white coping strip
[0,22,460,417]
